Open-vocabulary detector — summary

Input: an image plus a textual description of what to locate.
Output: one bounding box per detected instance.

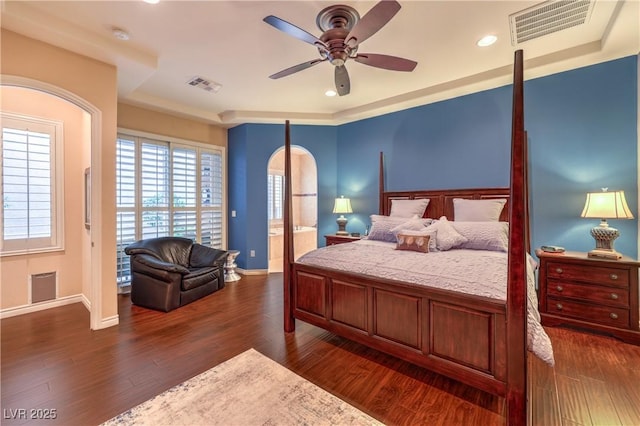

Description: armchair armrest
[134,254,190,275]
[190,244,228,268]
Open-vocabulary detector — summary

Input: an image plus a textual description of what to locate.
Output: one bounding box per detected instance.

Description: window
[1,113,63,255]
[267,174,284,220]
[116,132,225,286]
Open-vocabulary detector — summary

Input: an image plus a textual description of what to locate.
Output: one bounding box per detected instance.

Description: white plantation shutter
[116,137,136,283]
[115,132,225,286]
[1,114,63,254]
[201,150,223,247]
[268,174,284,220]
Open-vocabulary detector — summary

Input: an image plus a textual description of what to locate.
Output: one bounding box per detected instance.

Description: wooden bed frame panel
[283,50,528,425]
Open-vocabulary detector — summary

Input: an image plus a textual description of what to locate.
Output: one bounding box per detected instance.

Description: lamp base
[588,249,622,260]
[589,221,621,259]
[336,215,349,235]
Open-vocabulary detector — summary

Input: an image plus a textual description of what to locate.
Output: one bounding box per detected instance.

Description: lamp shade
[580,190,634,219]
[333,196,353,214]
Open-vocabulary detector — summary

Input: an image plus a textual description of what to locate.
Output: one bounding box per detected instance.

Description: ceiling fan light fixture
[143,0,160,4]
[477,35,497,47]
[325,89,337,97]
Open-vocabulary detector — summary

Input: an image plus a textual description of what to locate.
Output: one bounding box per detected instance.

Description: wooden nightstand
[536,249,640,345]
[325,234,361,246]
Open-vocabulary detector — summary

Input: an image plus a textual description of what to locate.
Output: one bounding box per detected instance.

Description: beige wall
[117,103,226,148]
[1,29,118,322]
[0,87,89,308]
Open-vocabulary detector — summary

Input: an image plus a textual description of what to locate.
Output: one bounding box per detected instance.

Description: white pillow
[425,217,468,251]
[453,198,506,222]
[451,222,509,252]
[390,217,435,235]
[367,215,417,243]
[389,199,430,218]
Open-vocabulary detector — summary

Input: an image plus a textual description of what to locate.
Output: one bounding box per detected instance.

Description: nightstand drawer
[547,297,629,328]
[548,279,629,307]
[547,262,629,287]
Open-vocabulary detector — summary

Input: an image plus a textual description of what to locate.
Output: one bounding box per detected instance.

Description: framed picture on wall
[84,167,91,230]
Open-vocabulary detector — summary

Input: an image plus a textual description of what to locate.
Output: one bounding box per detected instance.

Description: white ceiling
[2,0,638,127]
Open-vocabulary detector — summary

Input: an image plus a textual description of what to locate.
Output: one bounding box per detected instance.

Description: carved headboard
[381,188,511,221]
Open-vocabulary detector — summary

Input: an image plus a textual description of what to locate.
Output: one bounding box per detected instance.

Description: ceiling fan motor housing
[317,5,361,66]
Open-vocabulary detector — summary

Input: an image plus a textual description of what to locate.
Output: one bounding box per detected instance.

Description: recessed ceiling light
[111,27,130,41]
[143,0,160,4]
[477,35,497,47]
[325,90,337,97]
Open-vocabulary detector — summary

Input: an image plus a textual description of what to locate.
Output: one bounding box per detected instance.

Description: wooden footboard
[292,263,509,396]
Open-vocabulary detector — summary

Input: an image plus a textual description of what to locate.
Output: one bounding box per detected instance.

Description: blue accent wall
[228,124,338,269]
[228,55,638,268]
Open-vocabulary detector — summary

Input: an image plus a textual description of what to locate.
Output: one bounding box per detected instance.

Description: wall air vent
[186,76,222,93]
[509,0,595,45]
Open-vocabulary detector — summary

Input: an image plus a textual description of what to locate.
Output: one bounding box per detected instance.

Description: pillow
[367,215,416,242]
[395,231,432,253]
[453,198,507,222]
[390,217,435,235]
[425,217,467,251]
[388,217,435,249]
[389,198,430,218]
[451,222,509,252]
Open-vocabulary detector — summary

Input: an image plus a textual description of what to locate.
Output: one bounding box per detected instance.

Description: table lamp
[580,188,634,259]
[333,196,353,235]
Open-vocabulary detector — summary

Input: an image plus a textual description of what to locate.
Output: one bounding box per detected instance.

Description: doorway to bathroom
[267,146,317,273]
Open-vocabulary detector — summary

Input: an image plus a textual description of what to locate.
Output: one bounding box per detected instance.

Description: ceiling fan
[263,0,417,96]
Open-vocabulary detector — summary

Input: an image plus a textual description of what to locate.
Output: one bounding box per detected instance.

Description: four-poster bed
[282,50,538,425]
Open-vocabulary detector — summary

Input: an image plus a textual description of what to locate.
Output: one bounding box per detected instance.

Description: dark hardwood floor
[2,273,639,425]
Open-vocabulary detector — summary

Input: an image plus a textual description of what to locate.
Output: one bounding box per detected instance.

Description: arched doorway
[267,146,318,273]
[1,77,103,329]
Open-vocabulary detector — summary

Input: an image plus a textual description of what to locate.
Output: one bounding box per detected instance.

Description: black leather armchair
[124,237,228,312]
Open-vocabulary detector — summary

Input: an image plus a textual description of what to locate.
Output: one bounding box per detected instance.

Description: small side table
[225,250,241,282]
[325,234,361,246]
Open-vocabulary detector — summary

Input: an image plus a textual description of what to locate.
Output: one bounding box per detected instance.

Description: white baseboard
[236,268,268,276]
[96,314,119,329]
[81,293,91,310]
[0,294,86,319]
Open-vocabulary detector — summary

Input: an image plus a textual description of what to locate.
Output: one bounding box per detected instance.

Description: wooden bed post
[506,49,527,425]
[378,152,385,214]
[283,120,295,332]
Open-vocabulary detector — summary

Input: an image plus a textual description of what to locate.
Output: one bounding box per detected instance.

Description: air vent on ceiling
[509,0,595,45]
[186,76,222,93]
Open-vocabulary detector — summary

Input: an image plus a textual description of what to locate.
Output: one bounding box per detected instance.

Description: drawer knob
[556,285,563,292]
[610,313,619,320]
[555,268,563,274]
[610,273,618,280]
[556,303,563,310]
[610,293,619,300]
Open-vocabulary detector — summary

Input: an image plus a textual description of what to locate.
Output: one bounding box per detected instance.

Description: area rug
[101,348,383,425]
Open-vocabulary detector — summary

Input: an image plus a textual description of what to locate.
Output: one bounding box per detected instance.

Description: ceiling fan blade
[335,65,350,96]
[269,59,326,79]
[354,53,417,72]
[345,0,401,48]
[263,15,328,51]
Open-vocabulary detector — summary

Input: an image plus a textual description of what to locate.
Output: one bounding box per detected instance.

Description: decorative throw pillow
[367,215,416,243]
[451,222,509,252]
[453,198,507,222]
[396,231,432,253]
[389,198,430,218]
[425,217,468,251]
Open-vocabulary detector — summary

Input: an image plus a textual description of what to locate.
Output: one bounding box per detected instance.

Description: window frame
[116,128,226,286]
[1,112,65,256]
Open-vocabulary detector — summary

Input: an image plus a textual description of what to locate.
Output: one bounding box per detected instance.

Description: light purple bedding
[298,239,554,365]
